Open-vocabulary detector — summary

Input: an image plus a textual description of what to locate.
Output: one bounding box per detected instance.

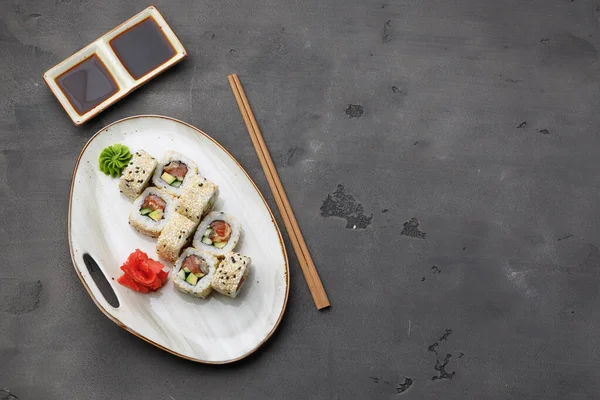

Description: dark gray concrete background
[2,0,600,398]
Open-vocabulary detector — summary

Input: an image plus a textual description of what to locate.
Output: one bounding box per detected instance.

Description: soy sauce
[109,17,176,80]
[55,55,119,116]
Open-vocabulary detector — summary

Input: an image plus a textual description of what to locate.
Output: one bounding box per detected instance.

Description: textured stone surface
[3,0,600,398]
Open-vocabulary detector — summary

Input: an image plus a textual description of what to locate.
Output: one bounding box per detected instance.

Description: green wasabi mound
[99,144,132,178]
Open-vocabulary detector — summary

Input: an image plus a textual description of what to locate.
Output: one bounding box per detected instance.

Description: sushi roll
[156,213,198,263]
[152,151,199,196]
[175,175,219,223]
[128,187,175,237]
[119,150,158,200]
[211,252,251,298]
[172,248,219,298]
[192,212,241,257]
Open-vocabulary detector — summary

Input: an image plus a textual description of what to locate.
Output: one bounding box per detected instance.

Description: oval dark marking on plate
[83,253,119,308]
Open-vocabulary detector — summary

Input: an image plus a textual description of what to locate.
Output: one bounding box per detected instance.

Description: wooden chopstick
[228,73,330,310]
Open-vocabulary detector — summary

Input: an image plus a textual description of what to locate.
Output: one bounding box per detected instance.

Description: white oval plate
[69,115,289,364]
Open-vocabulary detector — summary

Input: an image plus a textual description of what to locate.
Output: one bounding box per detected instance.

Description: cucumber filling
[179,255,209,286]
[162,161,188,187]
[140,194,166,220]
[203,221,232,249]
[185,273,198,285]
[148,209,163,221]
[140,207,165,221]
[139,207,152,216]
[161,171,176,185]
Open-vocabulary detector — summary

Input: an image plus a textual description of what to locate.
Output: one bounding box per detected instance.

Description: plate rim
[68,114,290,364]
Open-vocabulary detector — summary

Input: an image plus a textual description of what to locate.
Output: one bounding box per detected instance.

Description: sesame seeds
[156,213,196,263]
[120,150,158,200]
[210,252,250,298]
[175,176,217,223]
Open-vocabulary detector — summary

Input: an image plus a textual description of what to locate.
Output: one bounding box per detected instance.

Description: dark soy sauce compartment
[55,55,119,116]
[109,17,177,80]
[83,253,120,308]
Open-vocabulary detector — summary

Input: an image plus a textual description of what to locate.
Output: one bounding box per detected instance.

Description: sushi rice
[129,187,176,238]
[192,211,241,257]
[172,248,219,298]
[152,150,199,196]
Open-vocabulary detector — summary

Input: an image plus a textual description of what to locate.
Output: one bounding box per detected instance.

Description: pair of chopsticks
[228,73,330,310]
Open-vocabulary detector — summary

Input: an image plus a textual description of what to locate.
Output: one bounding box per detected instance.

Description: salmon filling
[139,194,165,221]
[160,161,188,188]
[236,275,246,292]
[201,220,232,248]
[177,255,209,286]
